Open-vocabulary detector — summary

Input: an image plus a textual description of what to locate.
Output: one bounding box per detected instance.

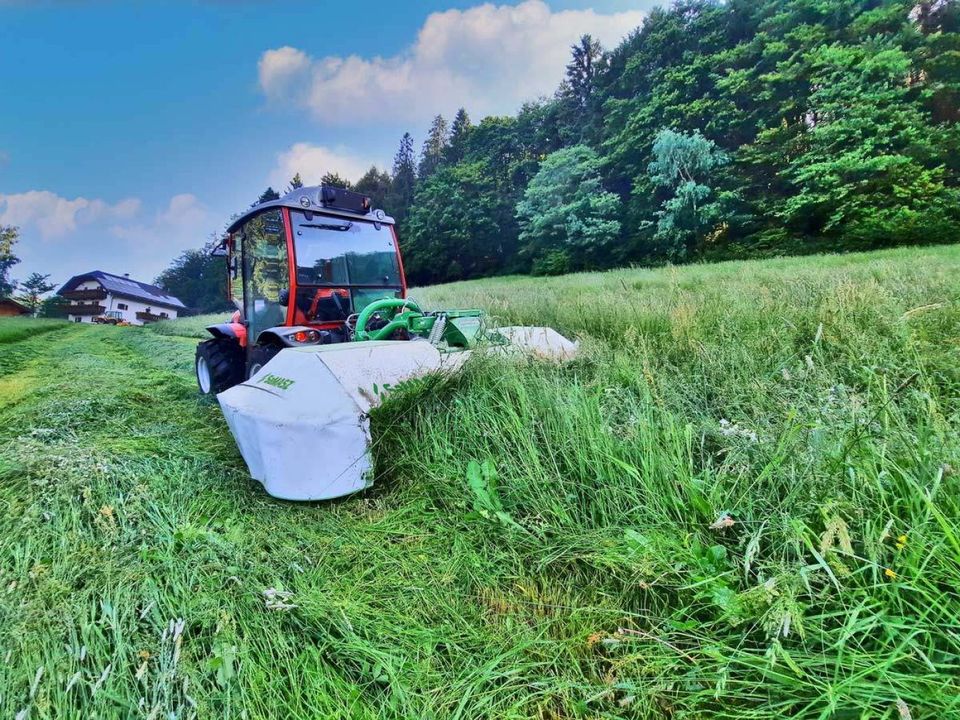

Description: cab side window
[240,210,289,337]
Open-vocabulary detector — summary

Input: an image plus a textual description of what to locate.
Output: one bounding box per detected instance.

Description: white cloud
[0,190,140,239]
[258,0,645,124]
[269,143,381,188]
[110,193,213,248]
[258,46,311,101]
[7,190,214,286]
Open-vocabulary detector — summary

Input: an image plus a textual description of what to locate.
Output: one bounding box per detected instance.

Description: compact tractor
[198,185,576,500]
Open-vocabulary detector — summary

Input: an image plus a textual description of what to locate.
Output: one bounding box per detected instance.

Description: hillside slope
[0,245,958,719]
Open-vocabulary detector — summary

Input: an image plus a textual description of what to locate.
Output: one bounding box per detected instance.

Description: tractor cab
[196,185,407,394]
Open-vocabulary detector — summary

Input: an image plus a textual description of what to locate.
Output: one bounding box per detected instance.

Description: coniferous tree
[445,108,472,165]
[354,166,393,211]
[320,171,352,189]
[286,173,304,192]
[418,114,449,180]
[558,34,605,143]
[387,132,417,224]
[565,34,604,113]
[254,187,280,206]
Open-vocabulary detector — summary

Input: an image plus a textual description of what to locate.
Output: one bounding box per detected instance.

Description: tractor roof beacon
[199,184,579,501]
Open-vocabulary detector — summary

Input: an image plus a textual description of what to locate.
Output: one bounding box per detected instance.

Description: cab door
[237,209,289,341]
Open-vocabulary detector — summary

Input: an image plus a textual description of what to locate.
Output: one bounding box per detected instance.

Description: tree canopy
[155,246,232,315]
[164,1,960,291]
[389,0,960,281]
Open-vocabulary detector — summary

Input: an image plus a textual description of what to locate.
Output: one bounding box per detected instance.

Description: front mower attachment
[216,328,577,501]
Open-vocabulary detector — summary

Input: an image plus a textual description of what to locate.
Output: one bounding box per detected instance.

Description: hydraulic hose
[354,298,422,341]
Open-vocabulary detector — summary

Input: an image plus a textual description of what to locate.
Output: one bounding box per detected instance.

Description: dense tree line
[159,0,959,297]
[386,0,959,283]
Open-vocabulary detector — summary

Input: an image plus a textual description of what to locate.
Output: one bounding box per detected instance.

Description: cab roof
[227,185,395,233]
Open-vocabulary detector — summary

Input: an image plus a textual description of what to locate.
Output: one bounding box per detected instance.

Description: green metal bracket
[353,298,485,348]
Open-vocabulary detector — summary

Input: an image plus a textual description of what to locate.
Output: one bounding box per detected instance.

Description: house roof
[57,271,187,309]
[0,298,31,313]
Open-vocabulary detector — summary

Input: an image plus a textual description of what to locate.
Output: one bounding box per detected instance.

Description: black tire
[196,338,244,395]
[247,344,281,380]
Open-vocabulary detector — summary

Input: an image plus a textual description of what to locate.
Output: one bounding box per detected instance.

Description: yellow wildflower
[884,568,897,580]
[895,534,907,550]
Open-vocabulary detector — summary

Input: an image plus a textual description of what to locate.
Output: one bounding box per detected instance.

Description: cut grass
[0,244,958,718]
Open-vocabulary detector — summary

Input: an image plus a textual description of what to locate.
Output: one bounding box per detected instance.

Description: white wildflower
[263,587,298,611]
[719,419,758,443]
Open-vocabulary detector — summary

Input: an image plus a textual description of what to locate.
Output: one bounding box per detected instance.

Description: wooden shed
[0,299,31,317]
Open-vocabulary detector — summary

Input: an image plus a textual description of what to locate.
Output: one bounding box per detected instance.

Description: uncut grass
[0,244,957,718]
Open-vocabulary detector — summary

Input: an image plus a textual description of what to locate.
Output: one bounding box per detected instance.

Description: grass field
[0,245,958,719]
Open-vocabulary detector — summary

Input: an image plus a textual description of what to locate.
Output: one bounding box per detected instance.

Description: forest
[155,0,959,305]
[374,0,960,284]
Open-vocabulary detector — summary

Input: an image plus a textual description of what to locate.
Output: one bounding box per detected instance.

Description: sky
[0,0,654,290]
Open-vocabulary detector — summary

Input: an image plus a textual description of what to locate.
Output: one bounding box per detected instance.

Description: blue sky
[1,0,654,290]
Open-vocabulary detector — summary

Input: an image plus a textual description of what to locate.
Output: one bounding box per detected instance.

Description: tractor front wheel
[196,338,244,395]
[247,344,281,380]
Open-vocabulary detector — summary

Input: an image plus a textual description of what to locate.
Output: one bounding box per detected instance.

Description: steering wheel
[354,298,421,341]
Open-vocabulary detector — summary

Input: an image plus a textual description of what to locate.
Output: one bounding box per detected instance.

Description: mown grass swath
[0,244,957,718]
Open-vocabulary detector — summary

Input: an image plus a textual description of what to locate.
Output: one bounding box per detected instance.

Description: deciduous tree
[516,145,622,273]
[646,129,730,260]
[15,272,56,315]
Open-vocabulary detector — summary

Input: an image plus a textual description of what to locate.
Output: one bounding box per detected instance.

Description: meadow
[0,245,957,719]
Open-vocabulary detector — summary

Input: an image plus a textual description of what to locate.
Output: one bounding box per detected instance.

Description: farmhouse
[0,298,31,317]
[57,271,186,325]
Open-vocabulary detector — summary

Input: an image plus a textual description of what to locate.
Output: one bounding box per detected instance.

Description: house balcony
[68,304,106,316]
[136,311,168,323]
[62,289,107,301]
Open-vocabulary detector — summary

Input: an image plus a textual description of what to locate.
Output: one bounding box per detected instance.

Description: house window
[74,317,82,323]
[160,312,168,319]
[117,303,128,310]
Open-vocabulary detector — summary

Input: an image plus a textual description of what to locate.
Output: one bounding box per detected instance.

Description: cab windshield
[291,210,401,288]
[290,209,402,321]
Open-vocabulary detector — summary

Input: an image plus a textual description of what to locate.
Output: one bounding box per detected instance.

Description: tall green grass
[0,244,957,718]
[148,313,228,339]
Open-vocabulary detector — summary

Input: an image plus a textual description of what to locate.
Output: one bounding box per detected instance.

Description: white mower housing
[216,328,577,500]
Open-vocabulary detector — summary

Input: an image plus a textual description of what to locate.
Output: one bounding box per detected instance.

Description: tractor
[198,185,577,500]
[195,185,412,394]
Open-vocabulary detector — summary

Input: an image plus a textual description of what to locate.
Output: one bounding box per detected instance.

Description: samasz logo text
[261,374,295,391]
